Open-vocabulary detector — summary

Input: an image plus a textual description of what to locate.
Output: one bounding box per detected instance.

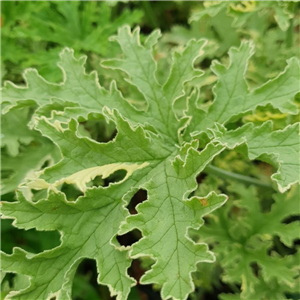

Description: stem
[286,2,295,48]
[141,1,159,29]
[204,165,273,189]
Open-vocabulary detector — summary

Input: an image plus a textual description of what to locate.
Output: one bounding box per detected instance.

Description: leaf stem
[204,165,273,189]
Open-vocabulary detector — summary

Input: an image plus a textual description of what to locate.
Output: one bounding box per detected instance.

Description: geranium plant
[1,23,299,300]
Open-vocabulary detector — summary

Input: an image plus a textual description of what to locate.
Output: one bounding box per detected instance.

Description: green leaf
[1,189,135,300]
[219,294,241,300]
[1,49,145,127]
[273,2,293,31]
[101,26,207,141]
[189,2,227,24]
[200,184,300,299]
[185,41,299,137]
[119,145,227,300]
[20,2,142,55]
[1,143,54,195]
[210,121,300,192]
[1,108,38,157]
[30,111,169,187]
[190,1,290,32]
[1,1,143,82]
[1,116,227,300]
[1,274,30,300]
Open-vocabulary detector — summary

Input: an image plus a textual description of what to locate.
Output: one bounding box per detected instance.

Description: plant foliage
[1,2,300,300]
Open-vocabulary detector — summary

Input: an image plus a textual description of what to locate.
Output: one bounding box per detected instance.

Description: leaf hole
[89,175,105,188]
[250,262,261,277]
[80,118,117,143]
[127,258,160,298]
[40,158,52,169]
[270,236,299,256]
[128,259,145,283]
[282,215,300,224]
[127,189,148,215]
[103,169,127,187]
[61,183,84,201]
[83,170,127,189]
[72,259,110,300]
[196,172,207,184]
[117,229,142,247]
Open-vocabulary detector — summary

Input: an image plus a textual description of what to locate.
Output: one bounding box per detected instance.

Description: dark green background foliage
[1,1,299,300]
